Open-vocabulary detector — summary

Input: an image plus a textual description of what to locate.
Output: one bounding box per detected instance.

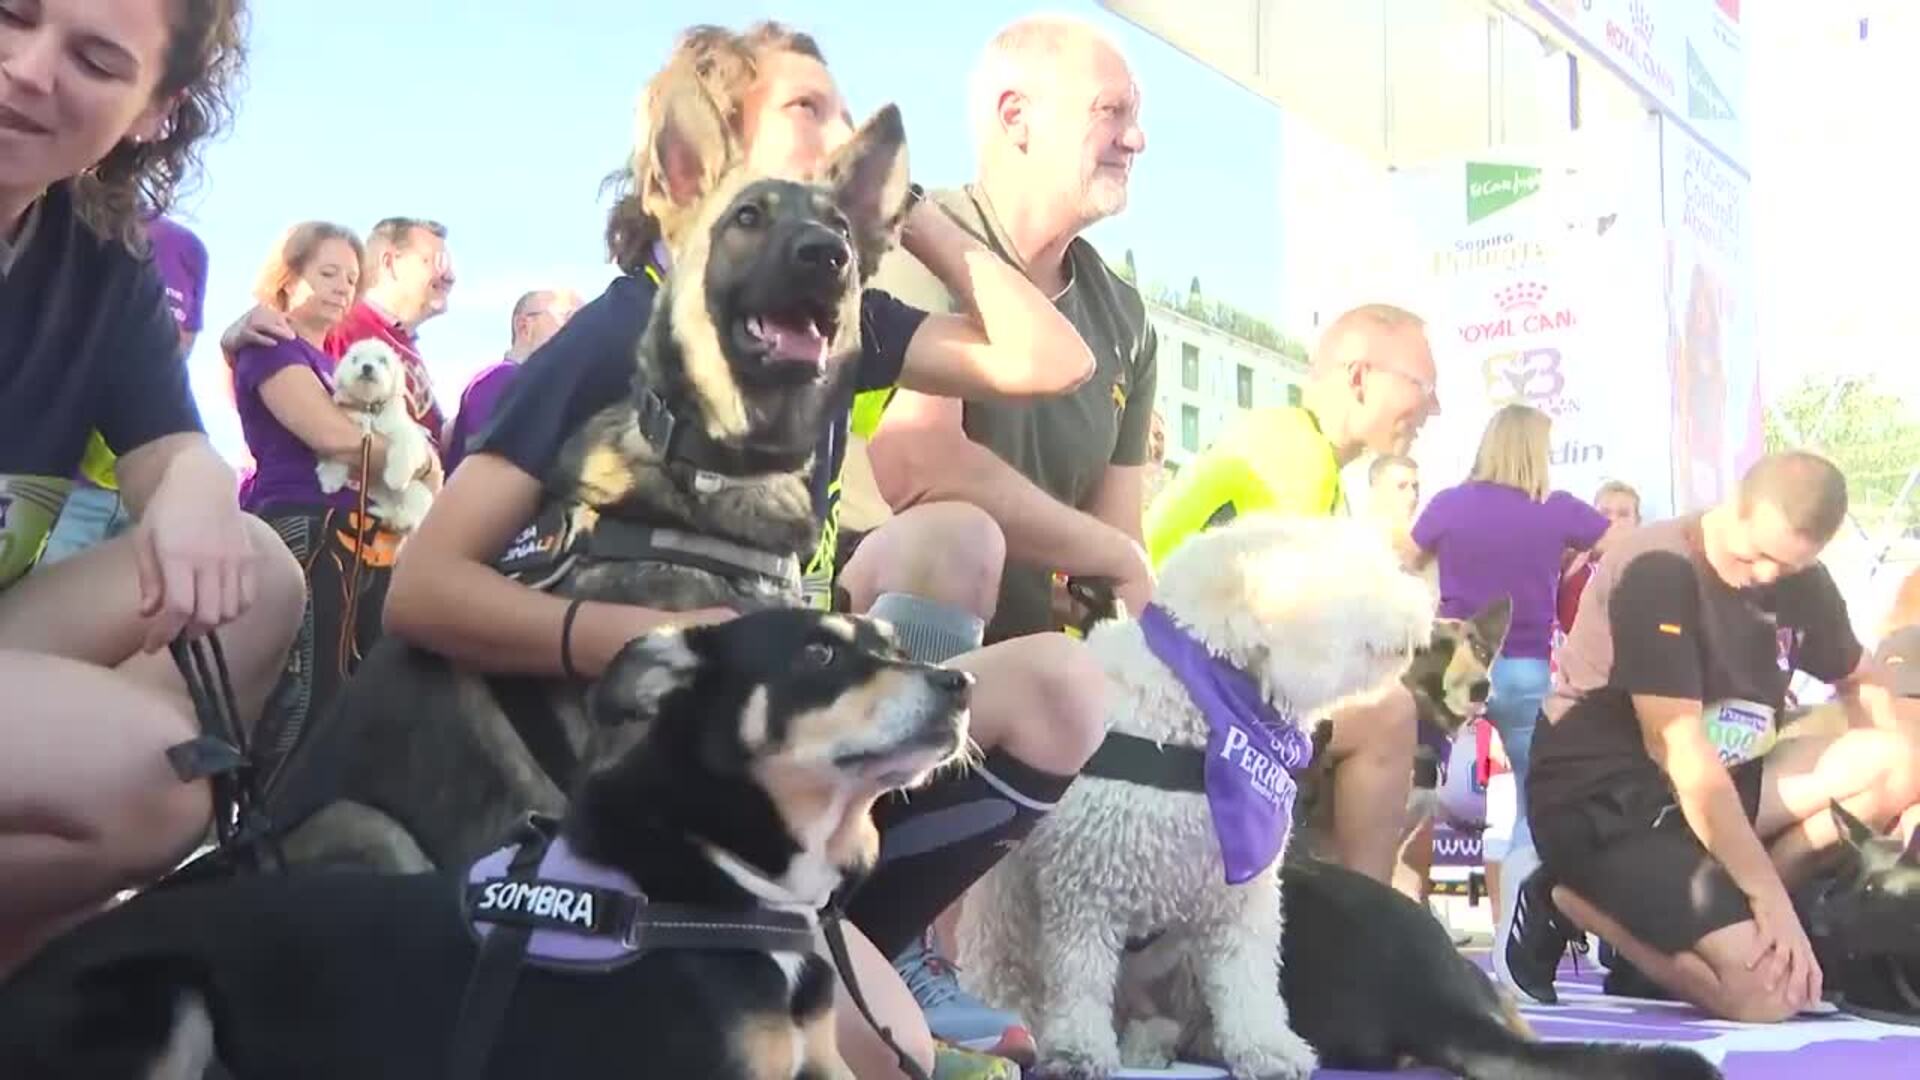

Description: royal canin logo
[1457,283,1577,343]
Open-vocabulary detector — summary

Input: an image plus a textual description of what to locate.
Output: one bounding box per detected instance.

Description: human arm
[250,362,400,479]
[382,456,732,677]
[867,390,1153,614]
[1408,493,1446,574]
[1792,565,1882,729]
[219,304,296,354]
[1615,553,1818,1002]
[875,207,1094,400]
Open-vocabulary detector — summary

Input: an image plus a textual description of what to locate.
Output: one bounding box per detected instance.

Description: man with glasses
[443,288,584,474]
[1142,301,1441,887]
[222,216,458,453]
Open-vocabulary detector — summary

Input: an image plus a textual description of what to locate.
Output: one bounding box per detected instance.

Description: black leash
[822,910,934,1080]
[165,631,282,874]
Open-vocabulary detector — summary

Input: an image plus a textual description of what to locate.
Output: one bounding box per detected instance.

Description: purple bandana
[1138,604,1314,885]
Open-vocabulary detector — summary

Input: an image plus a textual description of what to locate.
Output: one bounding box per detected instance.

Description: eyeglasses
[1368,364,1440,412]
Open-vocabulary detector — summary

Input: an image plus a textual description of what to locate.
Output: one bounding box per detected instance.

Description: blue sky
[178,0,1286,459]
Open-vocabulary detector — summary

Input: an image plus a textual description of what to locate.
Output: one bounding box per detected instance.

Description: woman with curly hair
[0,0,306,978]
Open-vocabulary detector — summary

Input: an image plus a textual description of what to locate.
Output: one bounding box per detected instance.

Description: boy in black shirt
[1508,452,1920,1022]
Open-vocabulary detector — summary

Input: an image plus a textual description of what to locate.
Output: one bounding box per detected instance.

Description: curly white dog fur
[957,515,1435,1080]
[315,339,435,532]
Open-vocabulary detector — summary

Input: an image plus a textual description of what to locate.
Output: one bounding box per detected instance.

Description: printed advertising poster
[1394,122,1672,517]
[1529,0,1748,168]
[1661,117,1760,513]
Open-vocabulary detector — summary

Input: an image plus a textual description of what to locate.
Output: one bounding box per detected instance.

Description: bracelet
[560,598,586,681]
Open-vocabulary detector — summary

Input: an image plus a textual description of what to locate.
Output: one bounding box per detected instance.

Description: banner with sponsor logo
[1392,119,1673,517]
[1662,117,1760,512]
[1529,0,1748,170]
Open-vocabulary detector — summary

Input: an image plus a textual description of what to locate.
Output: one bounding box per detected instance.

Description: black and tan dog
[256,72,914,876]
[1289,596,1512,864]
[0,610,971,1080]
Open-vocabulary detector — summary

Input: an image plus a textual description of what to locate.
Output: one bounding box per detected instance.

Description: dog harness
[1081,605,1315,885]
[449,813,819,1079]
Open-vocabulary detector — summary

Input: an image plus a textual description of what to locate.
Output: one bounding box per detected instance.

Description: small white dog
[957,515,1435,1080]
[317,339,434,532]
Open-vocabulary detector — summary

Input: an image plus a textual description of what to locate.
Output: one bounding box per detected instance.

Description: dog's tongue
[750,315,827,371]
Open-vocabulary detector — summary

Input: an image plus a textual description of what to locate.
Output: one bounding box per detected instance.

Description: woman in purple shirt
[231,222,441,751]
[1412,404,1622,980]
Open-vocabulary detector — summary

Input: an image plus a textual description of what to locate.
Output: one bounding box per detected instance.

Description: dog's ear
[823,104,910,275]
[588,630,703,726]
[1471,595,1513,652]
[646,66,736,212]
[1831,800,1879,854]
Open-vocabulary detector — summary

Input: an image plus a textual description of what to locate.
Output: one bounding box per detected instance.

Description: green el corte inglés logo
[1466,162,1543,224]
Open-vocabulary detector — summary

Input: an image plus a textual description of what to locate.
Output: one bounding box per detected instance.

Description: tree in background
[1765,374,1920,535]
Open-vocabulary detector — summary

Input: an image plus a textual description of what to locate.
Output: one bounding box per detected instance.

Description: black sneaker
[1504,867,1578,1004]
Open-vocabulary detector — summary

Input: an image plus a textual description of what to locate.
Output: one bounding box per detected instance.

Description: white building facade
[1146,300,1309,474]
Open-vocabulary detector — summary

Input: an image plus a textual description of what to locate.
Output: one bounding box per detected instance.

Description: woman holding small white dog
[230,221,442,755]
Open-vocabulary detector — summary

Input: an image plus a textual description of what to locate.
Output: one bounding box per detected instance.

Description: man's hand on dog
[1748,887,1824,1010]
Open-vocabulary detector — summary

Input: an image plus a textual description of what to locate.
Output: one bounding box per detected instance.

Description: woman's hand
[132,457,260,651]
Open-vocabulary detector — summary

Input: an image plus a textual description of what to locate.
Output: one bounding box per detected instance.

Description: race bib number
[1704,698,1776,766]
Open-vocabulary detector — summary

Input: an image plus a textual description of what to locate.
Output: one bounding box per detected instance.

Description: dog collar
[463,816,818,973]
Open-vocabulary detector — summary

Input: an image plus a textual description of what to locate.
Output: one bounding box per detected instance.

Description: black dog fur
[0,610,970,1079]
[1281,857,1723,1079]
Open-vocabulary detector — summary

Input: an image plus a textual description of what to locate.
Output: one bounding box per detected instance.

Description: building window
[1180,404,1201,452]
[1286,383,1303,408]
[1181,342,1200,392]
[1236,365,1254,409]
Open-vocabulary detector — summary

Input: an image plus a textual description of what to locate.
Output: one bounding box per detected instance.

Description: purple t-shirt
[143,215,208,335]
[232,338,356,515]
[444,358,519,475]
[1412,481,1610,659]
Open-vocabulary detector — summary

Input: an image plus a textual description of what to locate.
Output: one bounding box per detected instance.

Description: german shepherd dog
[1288,596,1512,864]
[255,75,915,877]
[1803,801,1920,1023]
[0,610,972,1080]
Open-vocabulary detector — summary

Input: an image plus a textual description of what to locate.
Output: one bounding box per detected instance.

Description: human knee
[867,503,1005,618]
[1712,972,1797,1024]
[241,515,308,634]
[980,634,1109,774]
[836,986,935,1079]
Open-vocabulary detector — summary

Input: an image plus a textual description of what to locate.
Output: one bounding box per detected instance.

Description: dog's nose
[928,667,974,701]
[792,226,851,275]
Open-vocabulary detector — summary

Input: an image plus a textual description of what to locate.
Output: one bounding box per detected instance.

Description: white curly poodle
[957,514,1434,1080]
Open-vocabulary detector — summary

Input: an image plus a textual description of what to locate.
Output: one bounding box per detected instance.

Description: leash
[822,910,935,1080]
[164,632,282,873]
[337,433,375,681]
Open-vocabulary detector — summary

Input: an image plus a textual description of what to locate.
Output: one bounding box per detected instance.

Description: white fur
[957,515,1436,1079]
[315,339,435,533]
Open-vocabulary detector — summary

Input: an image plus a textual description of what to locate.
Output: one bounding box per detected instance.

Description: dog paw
[1225,1028,1318,1080]
[1118,1015,1182,1069]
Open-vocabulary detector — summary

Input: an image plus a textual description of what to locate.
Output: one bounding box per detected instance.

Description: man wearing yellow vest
[1145,303,1444,886]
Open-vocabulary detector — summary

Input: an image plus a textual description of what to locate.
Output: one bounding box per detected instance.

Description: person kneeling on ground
[1509,450,1920,1021]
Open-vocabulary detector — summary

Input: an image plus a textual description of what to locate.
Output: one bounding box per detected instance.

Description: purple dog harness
[448,814,818,1079]
[1081,605,1315,886]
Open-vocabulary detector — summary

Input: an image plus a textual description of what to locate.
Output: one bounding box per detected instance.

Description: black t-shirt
[1531,514,1862,815]
[472,270,926,598]
[871,186,1159,642]
[0,184,200,588]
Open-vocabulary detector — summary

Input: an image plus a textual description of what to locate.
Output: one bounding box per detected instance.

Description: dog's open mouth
[735,303,841,375]
[832,726,963,786]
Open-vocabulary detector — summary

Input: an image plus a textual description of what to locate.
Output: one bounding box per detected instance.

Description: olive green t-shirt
[869,185,1159,643]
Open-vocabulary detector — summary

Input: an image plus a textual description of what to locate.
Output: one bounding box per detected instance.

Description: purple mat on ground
[1311,956,1920,1078]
